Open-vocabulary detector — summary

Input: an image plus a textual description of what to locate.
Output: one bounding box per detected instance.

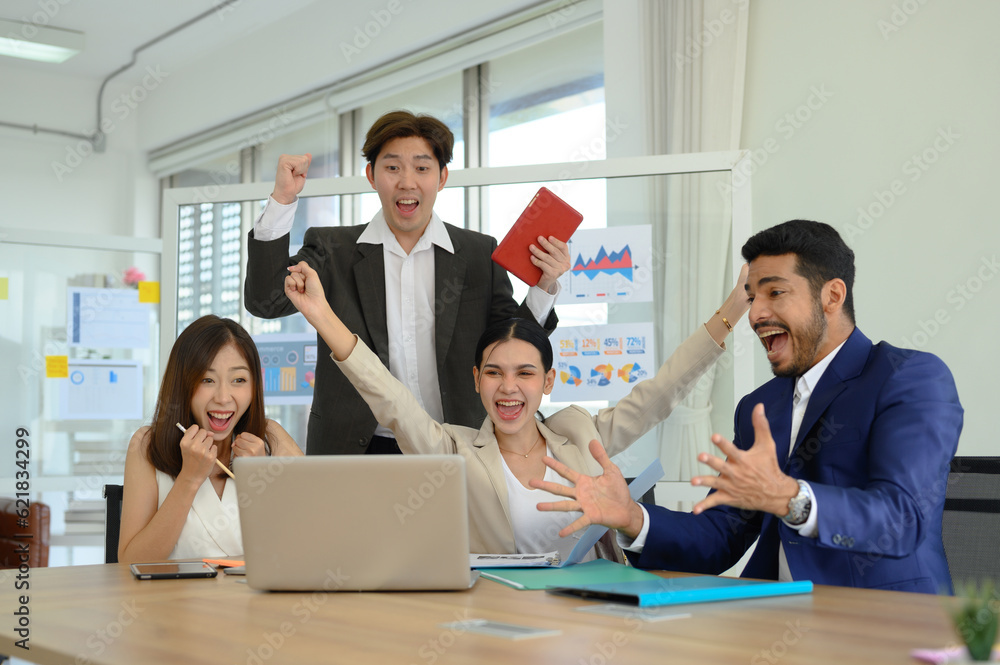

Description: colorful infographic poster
[253,333,318,405]
[549,322,656,403]
[559,226,654,304]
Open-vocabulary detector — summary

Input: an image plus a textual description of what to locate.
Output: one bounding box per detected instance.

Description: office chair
[624,477,657,506]
[941,456,1000,588]
[103,484,124,564]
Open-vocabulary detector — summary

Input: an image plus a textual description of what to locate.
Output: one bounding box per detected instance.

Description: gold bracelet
[716,309,733,332]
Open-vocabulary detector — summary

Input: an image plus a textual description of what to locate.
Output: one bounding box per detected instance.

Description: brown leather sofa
[0,497,50,568]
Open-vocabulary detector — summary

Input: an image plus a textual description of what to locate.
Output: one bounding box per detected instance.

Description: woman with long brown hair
[118,315,302,562]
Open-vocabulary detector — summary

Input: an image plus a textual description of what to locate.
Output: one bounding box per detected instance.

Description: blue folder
[548,575,813,607]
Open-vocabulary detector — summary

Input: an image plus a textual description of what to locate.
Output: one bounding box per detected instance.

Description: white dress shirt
[774,338,845,580]
[253,196,558,437]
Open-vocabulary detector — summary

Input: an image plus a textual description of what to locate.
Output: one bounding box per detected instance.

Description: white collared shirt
[253,196,558,437]
[775,337,846,580]
[357,209,449,434]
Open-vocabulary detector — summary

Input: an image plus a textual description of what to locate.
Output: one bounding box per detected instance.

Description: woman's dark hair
[741,219,856,323]
[475,318,553,373]
[146,315,267,477]
[361,110,454,170]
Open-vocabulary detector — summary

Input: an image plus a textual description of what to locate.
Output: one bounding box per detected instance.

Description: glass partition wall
[162,153,755,478]
[0,231,162,565]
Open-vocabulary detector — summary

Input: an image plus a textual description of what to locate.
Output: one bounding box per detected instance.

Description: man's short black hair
[362,110,454,170]
[741,219,856,323]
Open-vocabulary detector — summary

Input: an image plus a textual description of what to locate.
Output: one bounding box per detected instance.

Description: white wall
[0,66,153,237]
[741,1,999,455]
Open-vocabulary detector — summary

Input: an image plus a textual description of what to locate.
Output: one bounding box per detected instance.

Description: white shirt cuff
[782,480,819,538]
[616,503,650,553]
[253,196,298,242]
[525,281,559,323]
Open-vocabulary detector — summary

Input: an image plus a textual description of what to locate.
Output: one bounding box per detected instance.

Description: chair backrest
[103,484,123,564]
[942,457,1000,588]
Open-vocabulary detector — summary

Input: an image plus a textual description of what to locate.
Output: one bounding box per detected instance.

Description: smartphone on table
[129,561,218,580]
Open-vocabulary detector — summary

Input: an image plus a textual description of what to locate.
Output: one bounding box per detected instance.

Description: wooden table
[0,563,961,664]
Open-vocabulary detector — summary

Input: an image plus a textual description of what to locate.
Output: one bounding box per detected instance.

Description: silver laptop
[234,455,474,592]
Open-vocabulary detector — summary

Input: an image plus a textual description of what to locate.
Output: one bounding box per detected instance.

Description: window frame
[161,151,757,410]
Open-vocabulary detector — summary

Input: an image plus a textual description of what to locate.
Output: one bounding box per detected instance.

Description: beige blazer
[335,325,724,554]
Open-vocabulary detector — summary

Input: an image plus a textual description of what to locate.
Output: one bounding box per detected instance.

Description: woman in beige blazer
[284,261,748,555]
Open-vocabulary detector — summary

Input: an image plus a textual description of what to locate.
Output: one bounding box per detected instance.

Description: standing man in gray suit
[245,111,569,455]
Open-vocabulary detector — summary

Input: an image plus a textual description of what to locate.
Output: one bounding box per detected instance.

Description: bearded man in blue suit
[536,219,963,593]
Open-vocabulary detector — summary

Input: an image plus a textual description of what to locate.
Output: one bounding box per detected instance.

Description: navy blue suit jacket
[631,328,963,593]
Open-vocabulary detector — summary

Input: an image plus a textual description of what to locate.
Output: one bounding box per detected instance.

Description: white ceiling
[0,0,316,82]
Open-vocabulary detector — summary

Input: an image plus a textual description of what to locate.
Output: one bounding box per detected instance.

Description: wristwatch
[783,479,812,526]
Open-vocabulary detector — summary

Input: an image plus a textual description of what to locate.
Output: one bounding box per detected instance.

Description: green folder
[480,559,661,590]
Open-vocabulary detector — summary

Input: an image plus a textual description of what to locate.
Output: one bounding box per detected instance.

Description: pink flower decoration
[123,267,146,286]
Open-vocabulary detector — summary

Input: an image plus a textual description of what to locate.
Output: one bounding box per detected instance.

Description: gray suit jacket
[244,222,557,454]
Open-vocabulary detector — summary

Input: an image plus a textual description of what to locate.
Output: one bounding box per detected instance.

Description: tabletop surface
[1,563,961,665]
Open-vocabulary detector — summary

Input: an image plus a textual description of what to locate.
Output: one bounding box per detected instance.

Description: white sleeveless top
[500,445,596,564]
[155,469,243,559]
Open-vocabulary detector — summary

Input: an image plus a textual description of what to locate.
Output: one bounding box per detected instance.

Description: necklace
[498,431,543,458]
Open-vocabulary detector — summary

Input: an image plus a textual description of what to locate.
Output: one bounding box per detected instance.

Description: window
[165,17,607,449]
[487,22,605,168]
[484,21,607,327]
[176,202,242,330]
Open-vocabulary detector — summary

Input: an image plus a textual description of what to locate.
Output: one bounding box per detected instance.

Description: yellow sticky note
[0,277,7,300]
[138,281,160,304]
[46,356,69,378]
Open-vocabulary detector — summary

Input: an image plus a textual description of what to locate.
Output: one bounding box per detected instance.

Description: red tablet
[491,187,584,286]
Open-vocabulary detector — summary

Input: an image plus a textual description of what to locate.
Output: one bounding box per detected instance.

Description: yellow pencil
[175,422,236,479]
